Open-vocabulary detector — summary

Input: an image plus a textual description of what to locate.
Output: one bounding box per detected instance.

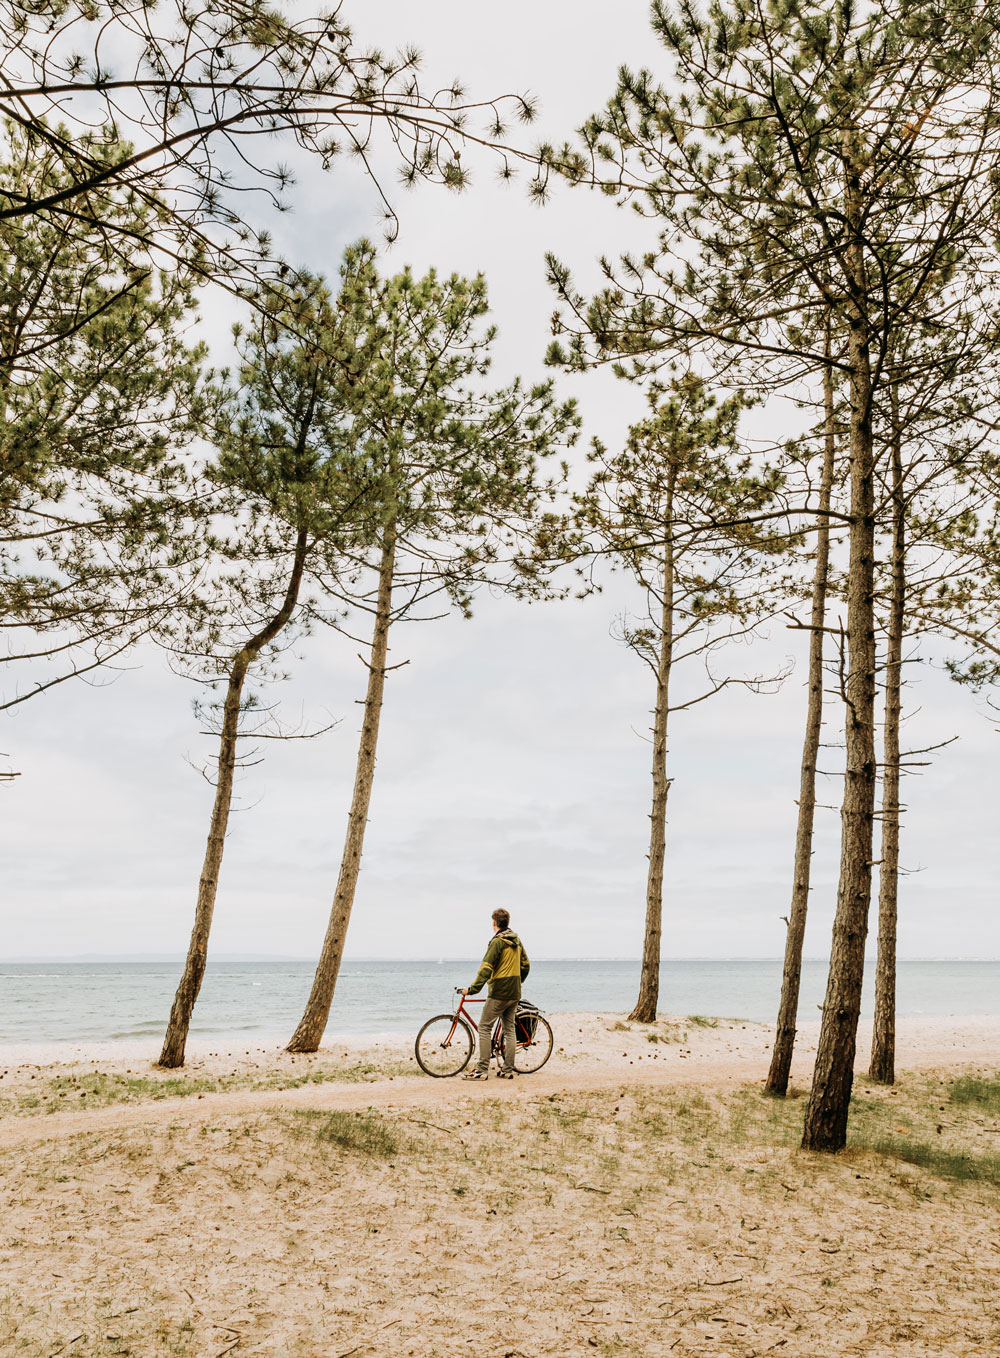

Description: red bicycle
[414,989,554,1077]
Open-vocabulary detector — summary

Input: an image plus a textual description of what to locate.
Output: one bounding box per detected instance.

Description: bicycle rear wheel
[415,1014,475,1077]
[504,1015,554,1074]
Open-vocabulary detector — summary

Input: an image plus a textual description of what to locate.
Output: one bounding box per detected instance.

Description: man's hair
[492,908,510,930]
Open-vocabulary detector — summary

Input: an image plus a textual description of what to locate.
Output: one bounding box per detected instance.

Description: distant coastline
[5,953,1000,964]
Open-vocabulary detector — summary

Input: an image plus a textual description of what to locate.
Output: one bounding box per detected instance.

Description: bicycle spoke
[414,1014,474,1077]
[504,1014,554,1074]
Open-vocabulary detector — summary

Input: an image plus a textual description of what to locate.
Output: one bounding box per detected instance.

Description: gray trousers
[476,997,517,1074]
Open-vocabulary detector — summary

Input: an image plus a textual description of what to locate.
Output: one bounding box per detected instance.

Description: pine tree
[286,258,579,1053]
[864,320,1000,1084]
[766,325,841,1097]
[577,374,787,1023]
[158,256,385,1068]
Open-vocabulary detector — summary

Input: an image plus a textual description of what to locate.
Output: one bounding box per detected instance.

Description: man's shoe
[497,1070,516,1079]
[462,1070,488,1080]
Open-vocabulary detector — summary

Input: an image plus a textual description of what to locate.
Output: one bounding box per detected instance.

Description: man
[461,908,530,1081]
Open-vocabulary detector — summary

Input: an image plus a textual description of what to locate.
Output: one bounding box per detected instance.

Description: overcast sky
[4,1,999,962]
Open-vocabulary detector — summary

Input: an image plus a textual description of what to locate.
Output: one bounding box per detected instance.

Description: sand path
[3,1011,996,1151]
[0,1059,750,1151]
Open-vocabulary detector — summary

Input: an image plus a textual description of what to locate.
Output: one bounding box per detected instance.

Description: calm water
[0,959,997,1046]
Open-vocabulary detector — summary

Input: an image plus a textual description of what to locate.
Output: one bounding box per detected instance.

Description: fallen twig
[405,1117,460,1138]
[48,1338,84,1357]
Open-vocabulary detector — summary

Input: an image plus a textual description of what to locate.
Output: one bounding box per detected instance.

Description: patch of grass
[686,1014,721,1028]
[46,1072,222,1107]
[684,1091,710,1110]
[950,1073,1000,1115]
[609,1017,686,1040]
[726,1076,1000,1192]
[296,1108,400,1159]
[646,1021,684,1044]
[857,1134,1000,1187]
[1,1060,413,1118]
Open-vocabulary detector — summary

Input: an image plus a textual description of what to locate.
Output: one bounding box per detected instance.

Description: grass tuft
[298,1108,400,1159]
[949,1073,1000,1115]
[686,1015,721,1028]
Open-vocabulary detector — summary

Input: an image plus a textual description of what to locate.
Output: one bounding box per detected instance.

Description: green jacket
[468,929,530,1003]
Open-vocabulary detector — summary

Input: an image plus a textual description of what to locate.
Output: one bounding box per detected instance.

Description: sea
[0,958,997,1047]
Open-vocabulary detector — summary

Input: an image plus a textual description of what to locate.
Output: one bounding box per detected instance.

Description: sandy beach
[1,1012,998,1356]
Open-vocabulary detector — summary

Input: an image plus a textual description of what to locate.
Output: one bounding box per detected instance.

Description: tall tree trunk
[766,333,836,1096]
[870,392,904,1085]
[159,527,310,1069]
[802,138,878,1153]
[630,476,675,1024]
[286,525,397,1053]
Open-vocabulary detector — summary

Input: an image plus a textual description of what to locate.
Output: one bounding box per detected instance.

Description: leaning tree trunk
[802,136,879,1154]
[766,329,836,1096]
[630,483,675,1024]
[159,527,310,1068]
[286,525,397,1053]
[870,396,905,1085]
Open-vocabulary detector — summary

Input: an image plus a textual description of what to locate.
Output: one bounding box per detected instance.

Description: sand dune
[1,1014,998,1356]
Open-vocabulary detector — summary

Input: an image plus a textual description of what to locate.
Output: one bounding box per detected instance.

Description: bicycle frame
[447,993,525,1056]
[450,992,484,1042]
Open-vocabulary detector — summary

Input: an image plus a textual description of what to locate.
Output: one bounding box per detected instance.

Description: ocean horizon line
[4,954,1000,965]
[5,956,997,1041]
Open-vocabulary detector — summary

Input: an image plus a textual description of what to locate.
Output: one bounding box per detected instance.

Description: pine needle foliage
[0,117,204,711]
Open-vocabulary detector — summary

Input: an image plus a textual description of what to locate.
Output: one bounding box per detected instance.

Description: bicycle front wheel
[505,1016,554,1074]
[415,1014,475,1077]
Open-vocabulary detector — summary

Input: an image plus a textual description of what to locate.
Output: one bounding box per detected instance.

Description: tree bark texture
[159,527,310,1069]
[766,339,836,1096]
[802,140,879,1153]
[630,476,675,1024]
[870,395,904,1085]
[286,526,396,1053]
